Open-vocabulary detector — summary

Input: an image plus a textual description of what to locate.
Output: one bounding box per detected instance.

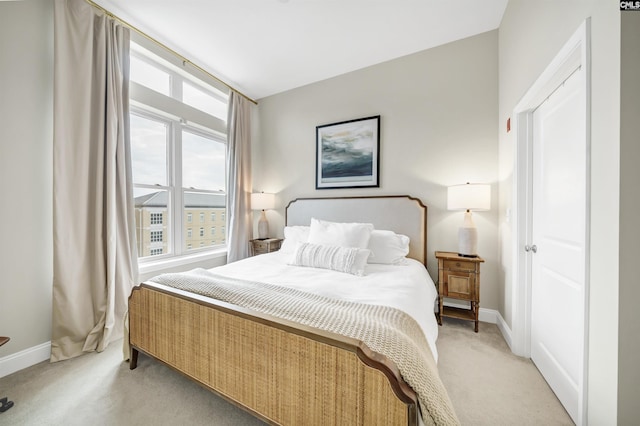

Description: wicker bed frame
[128,195,428,425]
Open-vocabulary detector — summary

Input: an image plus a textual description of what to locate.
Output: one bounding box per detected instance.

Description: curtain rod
[84,0,258,105]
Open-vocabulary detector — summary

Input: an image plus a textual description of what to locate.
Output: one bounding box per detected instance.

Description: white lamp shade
[447,183,491,211]
[250,192,275,210]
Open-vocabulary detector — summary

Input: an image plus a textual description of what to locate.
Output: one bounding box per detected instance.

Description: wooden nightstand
[0,337,13,413]
[435,251,484,332]
[250,238,283,256]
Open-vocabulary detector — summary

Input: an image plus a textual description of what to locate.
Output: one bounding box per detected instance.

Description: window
[130,40,228,261]
[211,227,215,236]
[150,212,163,225]
[130,55,170,96]
[183,81,227,121]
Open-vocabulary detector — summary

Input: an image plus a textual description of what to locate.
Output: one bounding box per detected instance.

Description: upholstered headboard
[285,195,427,265]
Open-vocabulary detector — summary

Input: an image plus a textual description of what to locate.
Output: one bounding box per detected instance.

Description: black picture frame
[315,115,380,189]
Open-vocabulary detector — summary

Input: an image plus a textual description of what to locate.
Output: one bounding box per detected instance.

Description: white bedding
[212,251,440,361]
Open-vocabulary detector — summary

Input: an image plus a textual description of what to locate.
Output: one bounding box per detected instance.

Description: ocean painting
[316,116,380,189]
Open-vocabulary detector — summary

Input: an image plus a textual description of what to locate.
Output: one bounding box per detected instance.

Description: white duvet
[211,251,440,361]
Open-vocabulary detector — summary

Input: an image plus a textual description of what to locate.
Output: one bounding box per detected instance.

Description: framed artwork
[315,115,380,189]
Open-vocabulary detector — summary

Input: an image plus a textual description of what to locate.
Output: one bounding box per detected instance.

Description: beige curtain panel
[226,91,253,263]
[52,0,138,362]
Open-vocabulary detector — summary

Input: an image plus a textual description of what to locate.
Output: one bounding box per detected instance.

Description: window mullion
[171,72,184,256]
[172,72,183,104]
[171,121,183,257]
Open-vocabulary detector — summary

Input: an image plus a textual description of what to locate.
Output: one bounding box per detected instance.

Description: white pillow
[307,218,374,249]
[280,226,310,254]
[289,242,370,276]
[367,230,410,265]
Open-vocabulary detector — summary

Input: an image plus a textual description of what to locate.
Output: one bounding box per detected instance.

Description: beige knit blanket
[152,268,460,426]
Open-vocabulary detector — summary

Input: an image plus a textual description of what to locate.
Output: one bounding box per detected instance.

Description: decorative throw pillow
[289,242,370,276]
[367,230,410,265]
[307,218,374,249]
[280,226,310,254]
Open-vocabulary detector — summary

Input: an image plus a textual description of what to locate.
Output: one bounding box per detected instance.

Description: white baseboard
[0,341,51,378]
[443,301,512,347]
[495,311,513,349]
[443,300,499,324]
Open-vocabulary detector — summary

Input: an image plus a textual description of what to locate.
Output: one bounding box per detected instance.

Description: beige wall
[618,12,640,425]
[255,30,500,307]
[498,1,621,423]
[0,0,54,357]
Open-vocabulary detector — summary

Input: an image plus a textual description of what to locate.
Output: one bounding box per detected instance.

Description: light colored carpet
[0,319,573,425]
[0,343,264,426]
[437,317,573,426]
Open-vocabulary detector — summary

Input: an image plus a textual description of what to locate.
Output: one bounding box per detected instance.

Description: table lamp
[447,183,490,257]
[251,192,275,239]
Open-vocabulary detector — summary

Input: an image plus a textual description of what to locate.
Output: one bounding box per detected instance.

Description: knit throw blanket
[152,268,460,426]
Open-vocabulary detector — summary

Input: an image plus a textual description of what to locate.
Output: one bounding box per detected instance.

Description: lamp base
[257,210,269,239]
[458,225,478,257]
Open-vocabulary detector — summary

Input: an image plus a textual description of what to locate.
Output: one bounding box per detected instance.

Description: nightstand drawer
[253,247,269,255]
[250,238,283,256]
[443,259,476,272]
[252,240,270,251]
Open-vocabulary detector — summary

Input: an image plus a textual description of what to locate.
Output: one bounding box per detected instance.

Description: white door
[530,67,586,424]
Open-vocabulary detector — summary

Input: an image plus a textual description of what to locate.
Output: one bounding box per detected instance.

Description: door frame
[510,19,591,425]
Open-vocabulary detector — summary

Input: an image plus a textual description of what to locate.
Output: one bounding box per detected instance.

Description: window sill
[138,248,227,277]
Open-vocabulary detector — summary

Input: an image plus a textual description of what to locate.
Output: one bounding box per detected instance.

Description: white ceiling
[94,0,508,100]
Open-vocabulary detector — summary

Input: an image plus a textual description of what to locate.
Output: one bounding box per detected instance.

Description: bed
[128,195,458,425]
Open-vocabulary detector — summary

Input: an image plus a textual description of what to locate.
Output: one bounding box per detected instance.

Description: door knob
[525,244,538,253]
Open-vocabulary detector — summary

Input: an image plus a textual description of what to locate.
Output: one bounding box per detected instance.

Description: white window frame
[132,109,227,260]
[130,37,229,267]
[130,53,172,97]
